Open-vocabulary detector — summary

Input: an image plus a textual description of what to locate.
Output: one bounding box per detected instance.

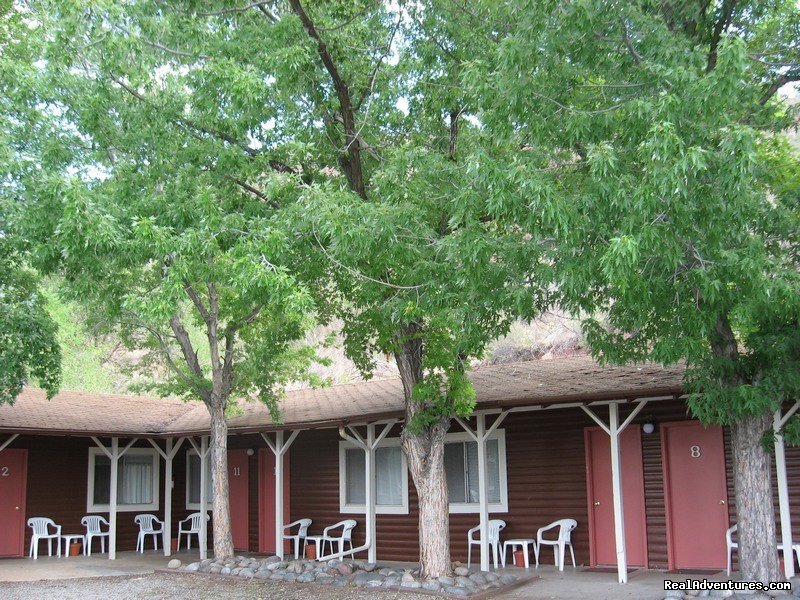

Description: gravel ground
[0,572,436,600]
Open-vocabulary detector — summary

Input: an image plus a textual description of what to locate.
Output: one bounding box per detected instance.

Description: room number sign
[233,466,241,476]
[1,466,9,477]
[690,445,701,458]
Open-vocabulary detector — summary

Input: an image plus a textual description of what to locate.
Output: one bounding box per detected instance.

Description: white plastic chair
[81,515,110,556]
[27,517,62,559]
[467,519,506,569]
[536,518,577,571]
[283,518,312,559]
[320,519,357,558]
[177,512,209,550]
[726,525,738,576]
[134,514,164,553]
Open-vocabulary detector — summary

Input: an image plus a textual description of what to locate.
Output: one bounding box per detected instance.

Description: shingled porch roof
[0,355,684,437]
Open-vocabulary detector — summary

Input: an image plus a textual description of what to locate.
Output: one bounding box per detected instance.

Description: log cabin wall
[288,399,800,568]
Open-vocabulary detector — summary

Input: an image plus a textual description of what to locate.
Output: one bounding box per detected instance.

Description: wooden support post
[148,437,186,557]
[774,402,799,579]
[476,413,490,572]
[109,437,119,561]
[262,430,301,559]
[581,400,647,583]
[0,433,19,453]
[366,424,377,564]
[200,435,208,560]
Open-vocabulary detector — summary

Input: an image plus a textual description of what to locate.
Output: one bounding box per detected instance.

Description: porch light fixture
[246,448,255,456]
[642,421,655,434]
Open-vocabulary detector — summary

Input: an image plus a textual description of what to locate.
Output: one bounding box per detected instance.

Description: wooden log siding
[289,400,800,568]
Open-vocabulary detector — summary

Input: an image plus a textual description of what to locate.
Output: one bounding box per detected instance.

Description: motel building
[1,355,799,583]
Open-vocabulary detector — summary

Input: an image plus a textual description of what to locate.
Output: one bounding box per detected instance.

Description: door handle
[594,501,601,506]
[15,506,20,510]
[720,500,726,505]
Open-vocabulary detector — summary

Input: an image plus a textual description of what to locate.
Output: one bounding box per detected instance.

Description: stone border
[158,569,539,599]
[161,556,537,599]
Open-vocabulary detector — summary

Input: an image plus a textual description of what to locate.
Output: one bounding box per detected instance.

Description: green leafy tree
[14,0,552,576]
[8,0,323,560]
[472,0,800,583]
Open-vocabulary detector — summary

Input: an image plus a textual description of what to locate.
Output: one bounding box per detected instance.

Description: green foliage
[0,235,61,403]
[470,0,800,432]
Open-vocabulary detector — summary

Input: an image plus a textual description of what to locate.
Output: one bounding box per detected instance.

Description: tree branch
[354,15,402,112]
[221,174,281,208]
[759,71,800,105]
[184,281,212,324]
[168,314,206,383]
[289,0,367,199]
[706,0,737,72]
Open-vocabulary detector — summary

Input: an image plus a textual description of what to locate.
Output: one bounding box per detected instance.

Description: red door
[662,421,729,570]
[258,449,291,554]
[0,449,27,557]
[228,449,249,551]
[585,427,648,567]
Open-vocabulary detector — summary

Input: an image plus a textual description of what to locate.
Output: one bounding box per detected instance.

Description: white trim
[445,429,509,514]
[339,437,409,515]
[185,449,214,511]
[87,447,160,513]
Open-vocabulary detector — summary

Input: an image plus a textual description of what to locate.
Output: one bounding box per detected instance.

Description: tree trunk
[208,401,234,559]
[711,315,780,583]
[394,324,453,579]
[402,424,452,580]
[731,411,781,583]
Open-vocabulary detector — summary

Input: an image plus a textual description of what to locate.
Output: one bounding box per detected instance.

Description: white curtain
[120,455,153,505]
[346,448,366,505]
[375,446,402,505]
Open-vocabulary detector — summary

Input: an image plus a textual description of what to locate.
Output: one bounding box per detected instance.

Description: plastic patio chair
[27,517,62,559]
[134,514,164,553]
[467,519,506,569]
[81,515,110,556]
[283,518,312,559]
[319,519,357,558]
[536,518,577,571]
[177,512,210,551]
[726,524,738,576]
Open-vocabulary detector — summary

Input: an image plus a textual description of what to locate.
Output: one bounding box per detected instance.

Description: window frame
[338,437,409,515]
[185,449,214,511]
[86,447,160,513]
[445,429,509,514]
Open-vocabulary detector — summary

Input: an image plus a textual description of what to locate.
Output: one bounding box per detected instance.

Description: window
[87,448,160,512]
[339,439,409,515]
[444,430,508,513]
[186,450,214,510]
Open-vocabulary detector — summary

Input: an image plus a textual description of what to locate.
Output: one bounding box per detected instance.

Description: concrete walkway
[0,550,198,582]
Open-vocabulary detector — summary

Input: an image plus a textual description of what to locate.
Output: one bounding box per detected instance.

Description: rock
[263,555,281,564]
[354,572,383,587]
[327,559,341,568]
[209,567,221,574]
[167,559,181,569]
[445,586,472,597]
[485,572,499,582]
[401,572,416,583]
[469,572,487,585]
[185,562,200,572]
[366,579,384,588]
[422,580,442,591]
[315,574,334,585]
[456,576,474,587]
[297,572,315,583]
[499,574,518,585]
[338,563,354,576]
[665,592,684,599]
[254,571,270,580]
[455,566,470,577]
[362,562,378,572]
[240,569,254,578]
[384,576,400,587]
[220,567,231,575]
[331,578,349,587]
